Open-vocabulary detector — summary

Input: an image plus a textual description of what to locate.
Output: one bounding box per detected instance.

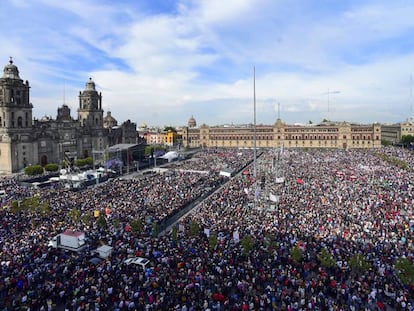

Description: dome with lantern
[2,57,21,79]
[103,111,118,128]
[188,115,197,128]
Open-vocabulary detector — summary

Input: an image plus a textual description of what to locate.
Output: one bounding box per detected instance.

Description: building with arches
[180,116,382,150]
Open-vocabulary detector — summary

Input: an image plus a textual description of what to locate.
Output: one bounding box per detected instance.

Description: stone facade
[0,59,137,174]
[180,118,382,150]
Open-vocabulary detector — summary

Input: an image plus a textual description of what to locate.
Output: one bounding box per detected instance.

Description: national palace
[180,117,383,150]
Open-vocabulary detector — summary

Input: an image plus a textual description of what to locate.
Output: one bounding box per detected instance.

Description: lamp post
[154,146,157,168]
[253,66,258,209]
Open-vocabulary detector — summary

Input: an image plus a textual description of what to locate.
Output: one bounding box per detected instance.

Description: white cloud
[2,0,414,127]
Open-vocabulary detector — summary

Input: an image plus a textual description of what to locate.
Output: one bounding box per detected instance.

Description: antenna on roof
[253,66,257,180]
[277,102,280,119]
[63,82,66,105]
[410,75,413,116]
[324,89,340,119]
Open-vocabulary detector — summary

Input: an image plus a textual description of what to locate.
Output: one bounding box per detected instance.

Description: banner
[275,177,285,183]
[269,193,279,202]
[233,231,240,244]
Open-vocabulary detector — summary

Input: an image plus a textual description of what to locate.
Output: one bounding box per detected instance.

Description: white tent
[159,151,178,162]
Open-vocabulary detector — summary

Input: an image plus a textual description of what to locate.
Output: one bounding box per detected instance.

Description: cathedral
[0,58,137,174]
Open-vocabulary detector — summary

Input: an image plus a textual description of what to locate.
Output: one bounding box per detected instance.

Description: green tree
[381,139,392,146]
[349,254,371,272]
[395,257,414,286]
[264,233,277,251]
[9,197,50,215]
[171,225,178,242]
[10,200,23,213]
[84,157,93,165]
[164,126,177,133]
[129,219,143,235]
[241,235,254,254]
[401,135,414,145]
[318,248,336,268]
[144,146,152,157]
[81,211,93,225]
[112,218,121,230]
[68,208,81,224]
[144,145,166,157]
[290,246,303,263]
[44,163,59,172]
[189,221,200,237]
[75,158,87,167]
[96,214,107,229]
[209,234,218,250]
[37,200,50,217]
[152,222,159,237]
[24,165,44,175]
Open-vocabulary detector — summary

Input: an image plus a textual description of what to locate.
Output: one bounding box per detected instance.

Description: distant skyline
[1,0,414,127]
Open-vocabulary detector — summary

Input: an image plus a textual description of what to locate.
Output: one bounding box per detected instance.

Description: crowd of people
[0,147,413,310]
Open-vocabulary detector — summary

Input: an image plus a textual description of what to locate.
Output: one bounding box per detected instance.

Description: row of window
[285,128,338,133]
[351,128,376,132]
[0,115,30,127]
[288,140,337,145]
[190,135,380,141]
[209,136,273,140]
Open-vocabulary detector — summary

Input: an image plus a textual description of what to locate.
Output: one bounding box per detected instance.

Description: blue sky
[1,0,414,127]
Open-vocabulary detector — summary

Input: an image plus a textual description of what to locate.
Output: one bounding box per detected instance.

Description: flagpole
[253,67,257,209]
[253,66,257,179]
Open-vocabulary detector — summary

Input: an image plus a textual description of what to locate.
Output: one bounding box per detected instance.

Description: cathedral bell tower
[0,58,34,173]
[0,57,33,131]
[77,77,103,129]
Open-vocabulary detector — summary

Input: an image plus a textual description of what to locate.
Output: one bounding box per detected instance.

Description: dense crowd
[0,147,414,310]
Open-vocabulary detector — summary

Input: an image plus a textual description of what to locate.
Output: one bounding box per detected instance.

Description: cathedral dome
[2,58,21,79]
[188,115,196,128]
[103,111,118,128]
[85,77,96,91]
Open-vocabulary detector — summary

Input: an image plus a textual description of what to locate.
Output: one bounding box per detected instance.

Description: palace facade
[181,117,382,150]
[0,59,137,174]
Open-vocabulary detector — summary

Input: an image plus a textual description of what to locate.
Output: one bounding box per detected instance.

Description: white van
[123,257,150,271]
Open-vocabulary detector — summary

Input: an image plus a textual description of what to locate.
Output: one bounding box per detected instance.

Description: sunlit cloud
[1,0,414,127]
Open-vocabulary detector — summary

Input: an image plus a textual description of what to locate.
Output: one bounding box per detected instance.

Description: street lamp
[154,146,157,168]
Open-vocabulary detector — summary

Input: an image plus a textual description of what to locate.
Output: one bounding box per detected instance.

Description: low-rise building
[180,116,382,150]
[381,118,414,144]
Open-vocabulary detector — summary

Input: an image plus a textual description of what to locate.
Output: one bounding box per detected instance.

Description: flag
[269,193,279,202]
[233,231,240,244]
[255,187,261,200]
[275,177,285,183]
[204,228,210,237]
